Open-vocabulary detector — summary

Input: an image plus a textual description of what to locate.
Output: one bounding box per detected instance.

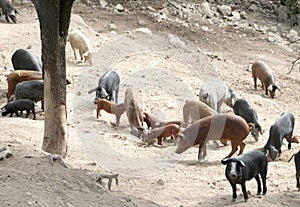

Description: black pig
[233,99,263,141]
[88,70,120,104]
[1,99,36,119]
[11,49,42,72]
[263,112,295,161]
[221,150,268,201]
[0,0,18,23]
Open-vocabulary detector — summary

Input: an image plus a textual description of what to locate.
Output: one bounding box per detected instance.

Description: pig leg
[260,171,267,195]
[230,183,237,201]
[225,142,239,158]
[296,175,299,189]
[25,110,30,118]
[32,108,36,120]
[79,51,84,61]
[241,183,248,201]
[287,133,293,150]
[265,87,268,95]
[70,43,77,60]
[115,87,119,104]
[198,143,204,160]
[254,174,262,195]
[115,114,121,127]
[237,141,246,155]
[157,136,163,145]
[253,77,257,89]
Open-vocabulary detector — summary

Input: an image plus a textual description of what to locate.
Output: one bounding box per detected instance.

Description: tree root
[95,174,119,190]
[0,146,13,160]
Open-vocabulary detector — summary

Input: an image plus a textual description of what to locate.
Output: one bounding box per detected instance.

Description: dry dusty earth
[0,1,300,207]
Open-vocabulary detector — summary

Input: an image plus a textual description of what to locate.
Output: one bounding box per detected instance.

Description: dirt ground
[0,1,300,206]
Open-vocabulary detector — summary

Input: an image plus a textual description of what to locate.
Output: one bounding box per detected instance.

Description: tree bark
[32,0,74,157]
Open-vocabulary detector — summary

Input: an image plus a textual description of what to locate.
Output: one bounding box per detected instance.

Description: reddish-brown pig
[96,98,125,126]
[175,113,254,160]
[143,124,180,145]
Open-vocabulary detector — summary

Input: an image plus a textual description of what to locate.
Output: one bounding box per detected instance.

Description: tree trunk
[32,0,74,157]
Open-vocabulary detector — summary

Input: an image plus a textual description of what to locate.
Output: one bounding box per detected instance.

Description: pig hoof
[231,198,236,202]
[244,199,248,202]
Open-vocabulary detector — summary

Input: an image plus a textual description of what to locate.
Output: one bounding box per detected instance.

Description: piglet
[221,150,268,202]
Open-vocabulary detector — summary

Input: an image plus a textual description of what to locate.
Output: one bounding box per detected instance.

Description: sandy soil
[0,1,299,206]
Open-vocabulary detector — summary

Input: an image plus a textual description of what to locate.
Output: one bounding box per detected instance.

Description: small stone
[231,11,240,21]
[201,26,209,32]
[157,179,164,185]
[199,1,212,18]
[107,23,117,30]
[134,27,152,35]
[99,0,108,8]
[249,4,258,12]
[146,6,155,12]
[0,53,6,59]
[217,5,232,16]
[115,4,124,12]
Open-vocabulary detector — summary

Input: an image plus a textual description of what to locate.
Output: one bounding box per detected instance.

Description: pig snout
[228,162,239,180]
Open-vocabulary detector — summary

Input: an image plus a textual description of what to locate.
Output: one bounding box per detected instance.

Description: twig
[287,56,300,74]
[95,174,119,190]
[166,0,180,10]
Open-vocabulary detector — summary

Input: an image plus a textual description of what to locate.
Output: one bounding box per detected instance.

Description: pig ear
[221,158,230,165]
[238,160,246,167]
[274,85,281,91]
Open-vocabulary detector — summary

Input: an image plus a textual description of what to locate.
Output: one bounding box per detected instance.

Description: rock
[99,0,108,8]
[169,34,185,48]
[199,1,213,18]
[266,33,283,43]
[231,11,241,21]
[0,52,6,59]
[153,12,168,23]
[134,27,152,35]
[217,5,232,16]
[276,6,288,22]
[146,6,155,12]
[159,8,170,17]
[157,179,164,185]
[240,11,247,19]
[253,24,267,33]
[115,3,124,12]
[287,29,298,42]
[107,23,117,30]
[249,4,258,12]
[201,26,209,32]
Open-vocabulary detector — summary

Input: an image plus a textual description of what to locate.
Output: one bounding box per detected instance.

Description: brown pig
[252,61,280,98]
[96,98,125,126]
[143,124,180,145]
[175,113,254,160]
[6,70,42,100]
